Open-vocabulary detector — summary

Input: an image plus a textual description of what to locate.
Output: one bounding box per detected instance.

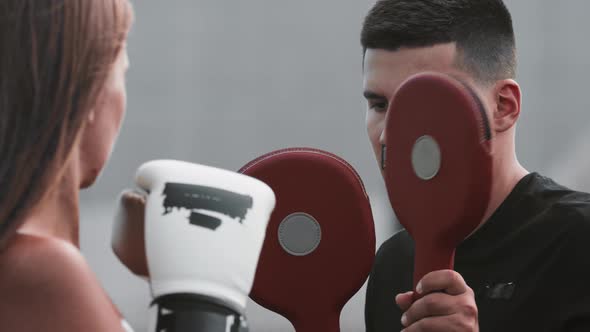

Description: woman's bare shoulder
[0,233,127,332]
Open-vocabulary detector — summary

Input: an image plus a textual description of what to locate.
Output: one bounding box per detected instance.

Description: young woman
[0,1,134,330]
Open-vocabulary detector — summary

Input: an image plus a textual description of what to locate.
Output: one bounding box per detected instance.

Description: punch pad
[239,148,375,332]
[384,72,493,290]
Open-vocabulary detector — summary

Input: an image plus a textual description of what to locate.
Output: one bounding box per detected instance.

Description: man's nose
[379,129,386,145]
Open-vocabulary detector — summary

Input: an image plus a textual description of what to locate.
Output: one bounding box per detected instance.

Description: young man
[361,1,590,331]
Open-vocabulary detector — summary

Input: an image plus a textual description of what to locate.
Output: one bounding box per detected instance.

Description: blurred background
[79,1,590,331]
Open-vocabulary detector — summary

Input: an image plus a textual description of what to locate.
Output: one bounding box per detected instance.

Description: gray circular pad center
[411,135,441,180]
[278,213,322,256]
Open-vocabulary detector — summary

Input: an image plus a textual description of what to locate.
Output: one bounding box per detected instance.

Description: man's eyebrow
[363,91,386,100]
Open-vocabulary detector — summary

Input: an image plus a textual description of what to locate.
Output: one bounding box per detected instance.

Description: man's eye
[369,101,388,113]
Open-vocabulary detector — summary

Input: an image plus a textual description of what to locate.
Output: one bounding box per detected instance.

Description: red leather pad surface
[384,72,493,289]
[239,148,375,332]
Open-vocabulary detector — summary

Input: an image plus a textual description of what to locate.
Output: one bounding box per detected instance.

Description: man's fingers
[402,315,448,332]
[417,270,470,296]
[402,313,477,332]
[396,291,415,311]
[401,271,478,331]
[401,292,455,327]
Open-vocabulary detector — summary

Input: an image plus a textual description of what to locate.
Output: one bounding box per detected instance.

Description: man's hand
[396,270,478,332]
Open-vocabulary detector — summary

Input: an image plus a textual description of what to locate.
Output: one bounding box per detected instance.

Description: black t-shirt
[365,173,590,332]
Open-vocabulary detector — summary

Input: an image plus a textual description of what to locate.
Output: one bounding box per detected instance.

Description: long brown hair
[0,0,133,244]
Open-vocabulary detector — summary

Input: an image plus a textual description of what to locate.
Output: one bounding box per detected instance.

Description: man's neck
[479,158,528,230]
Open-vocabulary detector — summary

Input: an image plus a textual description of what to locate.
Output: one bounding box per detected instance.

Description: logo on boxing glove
[161,182,254,230]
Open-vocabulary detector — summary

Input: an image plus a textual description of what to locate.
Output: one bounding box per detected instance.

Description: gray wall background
[79,1,590,331]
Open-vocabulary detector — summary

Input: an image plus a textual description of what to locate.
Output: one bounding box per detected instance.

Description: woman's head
[0,0,133,241]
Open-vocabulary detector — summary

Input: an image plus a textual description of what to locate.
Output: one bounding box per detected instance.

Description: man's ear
[492,79,521,133]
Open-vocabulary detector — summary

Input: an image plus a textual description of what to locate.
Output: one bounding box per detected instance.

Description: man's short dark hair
[361,0,516,84]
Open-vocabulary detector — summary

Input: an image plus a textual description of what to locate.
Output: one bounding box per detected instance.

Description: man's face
[362,43,479,177]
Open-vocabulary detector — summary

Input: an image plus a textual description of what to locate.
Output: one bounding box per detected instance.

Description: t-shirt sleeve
[555,208,590,331]
[365,261,376,332]
[364,231,414,332]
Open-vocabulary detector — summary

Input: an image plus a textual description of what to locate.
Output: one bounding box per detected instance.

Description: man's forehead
[364,44,458,69]
[363,45,460,96]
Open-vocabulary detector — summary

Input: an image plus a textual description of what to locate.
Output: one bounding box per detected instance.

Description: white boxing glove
[123,160,275,331]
